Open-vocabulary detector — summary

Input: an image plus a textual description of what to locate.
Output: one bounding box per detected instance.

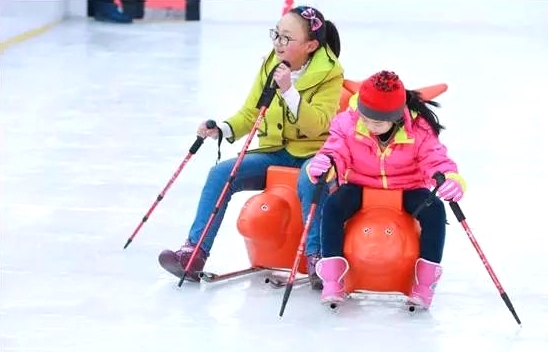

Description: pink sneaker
[408,258,443,309]
[315,256,349,303]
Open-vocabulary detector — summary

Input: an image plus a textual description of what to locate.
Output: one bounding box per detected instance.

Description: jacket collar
[262,46,342,90]
[351,104,418,144]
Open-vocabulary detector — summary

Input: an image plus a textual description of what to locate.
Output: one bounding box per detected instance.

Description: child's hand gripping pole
[279,172,328,317]
[123,120,217,249]
[177,61,291,287]
[432,171,522,326]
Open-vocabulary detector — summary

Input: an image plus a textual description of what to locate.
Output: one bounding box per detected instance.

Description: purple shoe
[158,240,207,282]
[307,254,323,290]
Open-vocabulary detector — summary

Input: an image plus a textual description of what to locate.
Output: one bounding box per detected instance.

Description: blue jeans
[321,185,447,263]
[187,149,329,256]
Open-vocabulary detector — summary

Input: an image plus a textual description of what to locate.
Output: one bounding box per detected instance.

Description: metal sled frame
[198,266,310,288]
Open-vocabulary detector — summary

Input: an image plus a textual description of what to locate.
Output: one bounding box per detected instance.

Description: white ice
[1,11,548,352]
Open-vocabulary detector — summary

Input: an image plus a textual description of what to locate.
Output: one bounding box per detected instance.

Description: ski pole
[123,120,217,249]
[432,172,522,326]
[177,61,290,287]
[411,176,446,218]
[279,173,327,317]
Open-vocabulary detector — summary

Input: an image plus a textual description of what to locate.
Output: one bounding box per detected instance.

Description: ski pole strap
[255,60,291,109]
[215,128,223,165]
[412,171,446,218]
[312,173,328,204]
[204,119,222,165]
[256,71,277,108]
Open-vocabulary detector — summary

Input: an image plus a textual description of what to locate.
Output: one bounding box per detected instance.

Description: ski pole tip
[123,238,132,249]
[177,272,187,287]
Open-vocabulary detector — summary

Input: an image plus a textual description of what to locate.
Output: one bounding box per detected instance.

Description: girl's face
[270,13,319,69]
[360,114,395,135]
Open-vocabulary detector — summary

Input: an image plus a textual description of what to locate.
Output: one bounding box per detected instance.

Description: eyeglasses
[269,29,297,46]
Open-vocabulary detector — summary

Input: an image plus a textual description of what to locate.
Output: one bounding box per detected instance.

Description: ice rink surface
[1,9,548,352]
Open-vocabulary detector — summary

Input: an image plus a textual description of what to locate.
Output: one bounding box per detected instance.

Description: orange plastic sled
[237,166,308,274]
[343,188,420,295]
[237,167,421,294]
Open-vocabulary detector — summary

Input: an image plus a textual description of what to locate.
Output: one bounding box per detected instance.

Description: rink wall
[0,0,69,47]
[2,0,546,51]
[201,0,547,28]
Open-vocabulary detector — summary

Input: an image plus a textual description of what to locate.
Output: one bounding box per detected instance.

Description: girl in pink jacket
[307,70,466,308]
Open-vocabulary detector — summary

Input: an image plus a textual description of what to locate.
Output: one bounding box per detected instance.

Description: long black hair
[289,6,341,58]
[405,89,445,136]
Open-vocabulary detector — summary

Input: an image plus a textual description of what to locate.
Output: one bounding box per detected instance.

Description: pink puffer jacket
[319,107,461,189]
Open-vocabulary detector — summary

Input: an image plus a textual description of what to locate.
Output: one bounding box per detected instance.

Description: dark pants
[321,184,447,263]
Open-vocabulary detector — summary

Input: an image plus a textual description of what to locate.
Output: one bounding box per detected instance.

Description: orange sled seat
[237,166,308,274]
[338,79,362,113]
[343,188,420,295]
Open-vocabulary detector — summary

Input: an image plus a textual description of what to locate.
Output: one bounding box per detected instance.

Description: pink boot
[315,256,349,303]
[408,258,443,309]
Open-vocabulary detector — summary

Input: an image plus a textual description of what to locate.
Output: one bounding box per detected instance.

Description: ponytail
[405,90,445,136]
[324,20,341,57]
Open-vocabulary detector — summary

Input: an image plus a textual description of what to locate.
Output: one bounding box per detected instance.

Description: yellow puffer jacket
[224,46,344,158]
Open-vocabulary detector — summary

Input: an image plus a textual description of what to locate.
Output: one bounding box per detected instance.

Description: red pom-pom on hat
[357,71,406,121]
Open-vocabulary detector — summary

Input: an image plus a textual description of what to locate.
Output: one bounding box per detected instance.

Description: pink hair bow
[300,8,323,31]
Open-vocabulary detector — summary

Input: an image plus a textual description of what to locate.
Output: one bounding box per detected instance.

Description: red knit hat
[357,71,406,121]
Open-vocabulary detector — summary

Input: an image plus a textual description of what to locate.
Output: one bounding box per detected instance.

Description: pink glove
[437,179,464,202]
[307,154,332,183]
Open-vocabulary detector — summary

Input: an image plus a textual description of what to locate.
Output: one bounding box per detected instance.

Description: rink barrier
[113,0,194,21]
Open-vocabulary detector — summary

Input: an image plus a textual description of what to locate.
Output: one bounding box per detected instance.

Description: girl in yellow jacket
[159,5,344,289]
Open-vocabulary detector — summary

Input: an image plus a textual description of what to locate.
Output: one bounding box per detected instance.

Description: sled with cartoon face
[200,80,447,296]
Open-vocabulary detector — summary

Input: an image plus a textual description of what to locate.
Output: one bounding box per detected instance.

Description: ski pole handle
[449,201,465,222]
[189,120,218,154]
[432,171,446,188]
[205,119,217,129]
[256,60,291,108]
